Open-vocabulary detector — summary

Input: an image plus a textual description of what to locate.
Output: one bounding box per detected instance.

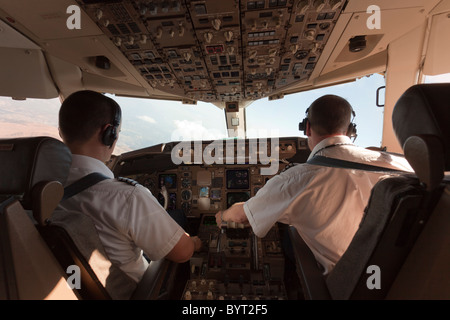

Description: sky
[3,71,446,156]
[10,70,450,157]
[2,71,449,156]
[0,73,388,155]
[245,73,386,148]
[112,72,387,152]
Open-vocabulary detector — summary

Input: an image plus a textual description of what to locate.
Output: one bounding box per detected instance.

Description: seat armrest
[288,226,331,300]
[131,259,173,300]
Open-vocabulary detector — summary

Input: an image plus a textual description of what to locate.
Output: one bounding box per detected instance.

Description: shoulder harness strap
[307,155,408,173]
[63,172,110,201]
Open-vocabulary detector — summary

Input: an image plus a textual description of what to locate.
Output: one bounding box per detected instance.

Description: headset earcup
[347,123,357,138]
[102,125,117,146]
[299,118,308,135]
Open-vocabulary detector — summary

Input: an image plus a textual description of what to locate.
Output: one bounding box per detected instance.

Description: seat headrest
[392,84,450,189]
[0,137,72,209]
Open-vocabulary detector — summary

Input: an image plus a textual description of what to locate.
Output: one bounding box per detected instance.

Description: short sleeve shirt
[59,154,185,282]
[243,136,413,274]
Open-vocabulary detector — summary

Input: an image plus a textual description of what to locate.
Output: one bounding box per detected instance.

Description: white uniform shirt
[59,154,185,282]
[243,136,413,274]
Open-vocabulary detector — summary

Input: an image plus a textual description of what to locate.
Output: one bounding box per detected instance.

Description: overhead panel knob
[224,30,233,42]
[179,25,185,37]
[204,32,213,43]
[156,27,163,39]
[313,0,326,12]
[138,5,147,15]
[95,9,103,21]
[304,29,316,40]
[290,44,299,54]
[113,36,122,46]
[183,52,192,62]
[329,0,343,10]
[212,18,221,31]
[268,48,277,57]
[296,0,309,14]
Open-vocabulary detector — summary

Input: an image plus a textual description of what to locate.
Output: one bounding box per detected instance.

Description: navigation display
[227,192,250,208]
[226,169,249,189]
[159,174,177,189]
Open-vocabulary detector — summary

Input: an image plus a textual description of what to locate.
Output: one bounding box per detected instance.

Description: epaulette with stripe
[281,162,298,173]
[117,177,141,186]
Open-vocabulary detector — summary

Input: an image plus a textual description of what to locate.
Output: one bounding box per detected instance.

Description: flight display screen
[211,189,221,200]
[226,169,249,189]
[226,192,250,208]
[159,174,177,189]
[199,186,209,197]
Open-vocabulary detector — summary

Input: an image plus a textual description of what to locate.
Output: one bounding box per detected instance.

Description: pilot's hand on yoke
[215,202,249,228]
[191,235,202,251]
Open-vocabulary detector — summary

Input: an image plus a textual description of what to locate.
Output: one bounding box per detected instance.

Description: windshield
[0,73,387,154]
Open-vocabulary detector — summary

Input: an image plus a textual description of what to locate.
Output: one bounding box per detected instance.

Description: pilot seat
[0,136,173,300]
[289,83,450,300]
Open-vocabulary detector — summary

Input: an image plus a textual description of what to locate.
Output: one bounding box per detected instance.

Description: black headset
[101,99,122,147]
[299,107,357,140]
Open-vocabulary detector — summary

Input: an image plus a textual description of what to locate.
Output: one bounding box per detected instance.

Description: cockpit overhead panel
[76,0,345,104]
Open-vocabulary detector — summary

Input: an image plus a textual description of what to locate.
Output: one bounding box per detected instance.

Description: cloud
[171,119,226,141]
[137,115,156,124]
[424,73,450,83]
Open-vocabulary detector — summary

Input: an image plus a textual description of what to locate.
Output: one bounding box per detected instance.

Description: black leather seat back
[0,136,136,300]
[0,137,77,299]
[326,83,450,299]
[392,83,450,173]
[0,136,71,207]
[326,175,442,299]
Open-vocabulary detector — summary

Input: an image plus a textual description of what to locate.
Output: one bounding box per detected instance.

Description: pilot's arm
[215,171,293,238]
[166,234,202,263]
[127,184,202,264]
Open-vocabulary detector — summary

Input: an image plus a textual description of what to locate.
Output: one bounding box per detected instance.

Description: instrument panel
[118,137,309,218]
[134,164,284,217]
[115,137,309,299]
[126,163,294,300]
[182,214,287,300]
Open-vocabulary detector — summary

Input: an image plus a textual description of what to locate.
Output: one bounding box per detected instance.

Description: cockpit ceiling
[76,0,344,104]
[0,0,442,103]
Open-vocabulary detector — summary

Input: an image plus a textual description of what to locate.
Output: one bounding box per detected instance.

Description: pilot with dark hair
[58,90,201,283]
[216,94,412,274]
